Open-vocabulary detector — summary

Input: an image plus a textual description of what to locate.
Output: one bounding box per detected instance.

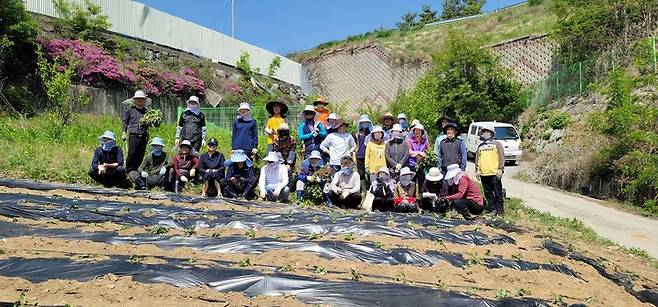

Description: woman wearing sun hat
[232,102,259,159]
[221,150,257,199]
[89,131,126,188]
[442,164,484,220]
[264,100,289,153]
[365,125,387,184]
[122,90,151,173]
[298,105,328,159]
[175,96,206,152]
[394,167,418,213]
[408,123,430,190]
[369,167,395,212]
[313,96,331,127]
[420,167,449,213]
[379,112,398,140]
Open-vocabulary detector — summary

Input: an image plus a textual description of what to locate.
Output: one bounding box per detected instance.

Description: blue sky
[136,0,522,56]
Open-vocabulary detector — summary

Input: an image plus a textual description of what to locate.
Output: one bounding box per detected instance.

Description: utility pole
[231,0,235,38]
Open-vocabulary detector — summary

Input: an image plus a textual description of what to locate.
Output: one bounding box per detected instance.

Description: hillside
[291,1,556,62]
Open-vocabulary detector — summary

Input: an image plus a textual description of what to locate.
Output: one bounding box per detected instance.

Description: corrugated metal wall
[24,0,308,90]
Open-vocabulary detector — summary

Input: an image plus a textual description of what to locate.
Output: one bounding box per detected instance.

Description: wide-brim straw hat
[266,100,289,115]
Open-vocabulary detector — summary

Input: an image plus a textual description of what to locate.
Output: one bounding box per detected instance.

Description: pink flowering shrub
[39,38,205,97]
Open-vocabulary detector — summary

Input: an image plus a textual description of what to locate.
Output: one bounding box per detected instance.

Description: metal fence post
[579,61,583,94]
[651,35,658,74]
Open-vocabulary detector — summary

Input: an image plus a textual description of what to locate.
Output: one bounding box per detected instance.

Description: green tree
[267,56,281,77]
[236,51,252,80]
[551,0,658,64]
[396,12,418,29]
[441,0,463,19]
[390,30,526,136]
[419,4,439,24]
[463,0,485,16]
[53,0,111,40]
[36,46,75,125]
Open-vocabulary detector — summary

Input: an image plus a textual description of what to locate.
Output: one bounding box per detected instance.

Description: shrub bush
[546,112,571,129]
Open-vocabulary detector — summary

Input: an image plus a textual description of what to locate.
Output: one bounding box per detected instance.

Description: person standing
[200,138,226,198]
[89,131,125,188]
[326,113,339,134]
[434,116,454,168]
[353,114,374,191]
[397,113,409,137]
[379,113,398,141]
[264,100,288,153]
[297,105,327,159]
[385,124,409,178]
[475,124,506,216]
[438,122,467,172]
[408,124,430,190]
[232,102,259,159]
[128,137,171,190]
[313,96,331,127]
[273,123,297,190]
[364,126,387,184]
[175,96,206,152]
[320,120,356,172]
[122,90,150,173]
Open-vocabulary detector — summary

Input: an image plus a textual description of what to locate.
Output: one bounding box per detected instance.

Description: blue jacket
[232,118,259,153]
[297,158,325,183]
[297,119,327,147]
[90,146,124,171]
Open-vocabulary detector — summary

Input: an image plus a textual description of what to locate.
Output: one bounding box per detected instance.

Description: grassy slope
[0,114,263,185]
[291,2,556,62]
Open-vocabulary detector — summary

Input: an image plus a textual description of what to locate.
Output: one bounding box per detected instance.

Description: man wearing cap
[264,100,289,153]
[394,167,418,213]
[200,138,226,198]
[298,105,328,159]
[221,150,257,199]
[313,96,331,127]
[325,113,339,134]
[475,124,506,216]
[365,126,387,184]
[434,116,454,168]
[320,120,356,172]
[379,113,398,140]
[176,96,206,152]
[232,102,259,158]
[296,150,326,204]
[258,152,290,202]
[442,164,484,220]
[386,123,410,176]
[438,122,467,172]
[128,137,171,190]
[353,114,373,190]
[420,167,449,213]
[89,131,126,188]
[122,90,150,173]
[171,140,200,193]
[328,155,362,208]
[369,167,395,212]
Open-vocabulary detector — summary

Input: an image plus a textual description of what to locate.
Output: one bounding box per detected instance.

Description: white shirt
[320,132,356,166]
[330,171,361,194]
[258,163,289,192]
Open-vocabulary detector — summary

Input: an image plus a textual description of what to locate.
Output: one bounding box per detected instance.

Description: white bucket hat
[444,164,462,180]
[478,124,496,136]
[133,90,147,99]
[238,102,251,111]
[391,124,403,132]
[302,105,317,115]
[263,151,281,163]
[179,140,193,149]
[187,96,200,104]
[122,90,152,107]
[328,113,338,120]
[98,131,116,141]
[412,124,425,133]
[309,150,322,160]
[425,167,444,182]
[150,137,165,147]
[400,167,415,177]
[397,113,407,120]
[377,167,390,176]
[370,125,384,136]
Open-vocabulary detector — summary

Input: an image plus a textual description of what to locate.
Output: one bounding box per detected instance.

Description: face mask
[378,174,390,182]
[359,123,370,130]
[187,104,200,115]
[481,132,493,140]
[400,175,412,186]
[101,140,116,151]
[342,166,354,176]
[152,146,163,156]
[392,131,402,139]
[400,119,408,130]
[239,111,252,121]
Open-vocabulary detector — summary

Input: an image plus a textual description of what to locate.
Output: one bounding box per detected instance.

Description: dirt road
[465,163,658,258]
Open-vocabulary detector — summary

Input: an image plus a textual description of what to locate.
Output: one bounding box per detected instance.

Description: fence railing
[525,36,658,108]
[177,105,307,132]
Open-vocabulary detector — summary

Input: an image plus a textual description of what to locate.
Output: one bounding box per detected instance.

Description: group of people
[90,91,507,219]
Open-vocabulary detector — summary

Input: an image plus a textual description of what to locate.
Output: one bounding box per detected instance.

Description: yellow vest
[477,142,501,176]
[266,115,286,145]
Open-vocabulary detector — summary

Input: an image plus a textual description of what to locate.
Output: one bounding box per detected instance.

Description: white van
[466,122,522,165]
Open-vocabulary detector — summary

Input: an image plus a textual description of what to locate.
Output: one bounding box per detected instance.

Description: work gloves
[496,170,504,180]
[141,171,149,178]
[159,167,167,176]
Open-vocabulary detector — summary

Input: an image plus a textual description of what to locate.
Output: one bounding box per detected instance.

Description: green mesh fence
[177,105,307,131]
[526,36,658,108]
